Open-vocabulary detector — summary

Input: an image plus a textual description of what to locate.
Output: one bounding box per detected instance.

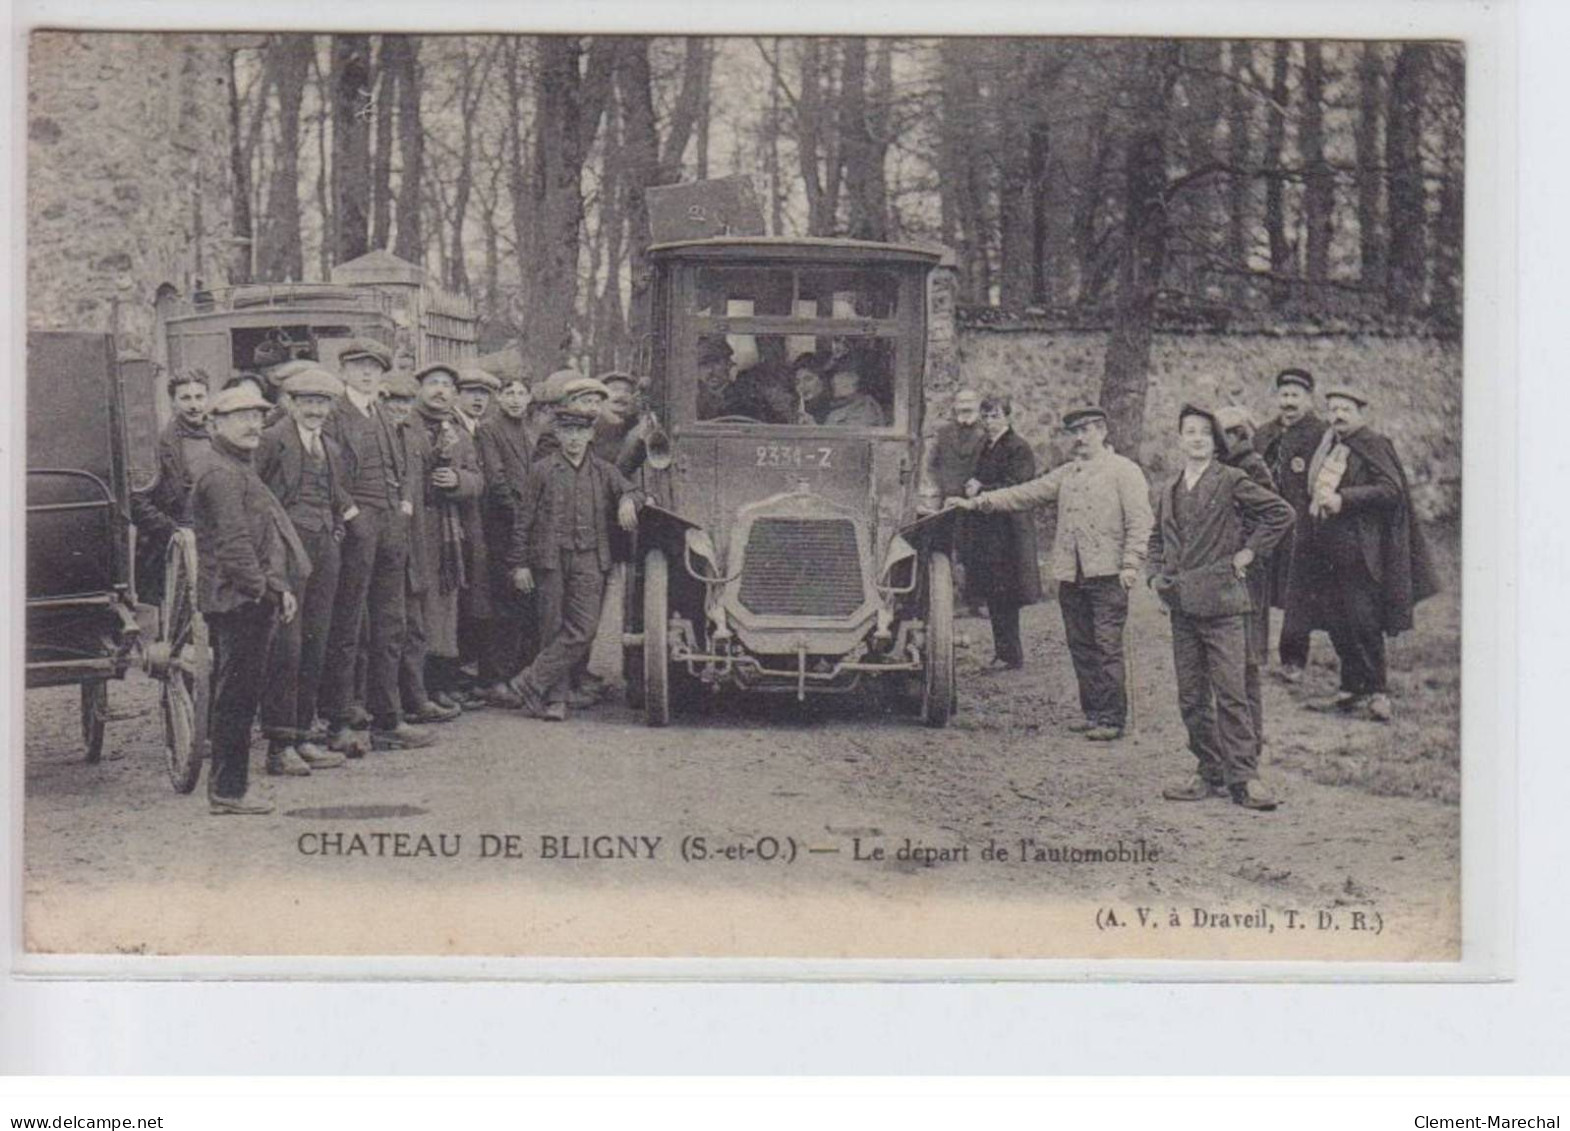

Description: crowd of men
[135,339,644,816]
[939,368,1439,812]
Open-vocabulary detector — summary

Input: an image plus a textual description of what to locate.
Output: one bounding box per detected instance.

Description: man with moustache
[928,388,986,614]
[474,375,539,705]
[408,364,487,712]
[189,386,310,815]
[319,338,431,754]
[254,367,356,776]
[1147,405,1294,811]
[1252,368,1327,682]
[1290,387,1439,723]
[950,406,1154,740]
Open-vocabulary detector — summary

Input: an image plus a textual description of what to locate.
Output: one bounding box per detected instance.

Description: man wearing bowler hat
[1253,367,1327,682]
[951,405,1155,740]
[1289,386,1439,722]
[189,386,312,814]
[319,338,433,753]
[254,367,356,776]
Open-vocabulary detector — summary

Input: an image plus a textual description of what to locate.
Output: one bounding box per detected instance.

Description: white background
[2,0,1564,1077]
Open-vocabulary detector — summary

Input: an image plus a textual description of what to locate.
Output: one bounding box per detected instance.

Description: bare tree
[259,33,313,282]
[1355,42,1386,292]
[1262,40,1292,308]
[386,35,423,263]
[330,34,374,264]
[1300,41,1334,288]
[371,35,396,250]
[1385,42,1428,315]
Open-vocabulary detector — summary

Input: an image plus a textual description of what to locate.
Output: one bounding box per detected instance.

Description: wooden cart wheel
[921,550,956,728]
[159,530,211,793]
[642,548,670,727]
[81,680,108,763]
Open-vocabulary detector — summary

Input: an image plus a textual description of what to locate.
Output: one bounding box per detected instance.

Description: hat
[382,371,421,399]
[457,368,502,392]
[1275,367,1314,392]
[1323,385,1370,408]
[281,367,344,399]
[553,405,599,428]
[559,375,611,403]
[415,362,460,385]
[1178,402,1228,453]
[265,358,316,388]
[252,339,293,369]
[1062,405,1108,430]
[535,368,582,406]
[597,371,637,390]
[339,338,392,371]
[208,386,272,416]
[1213,405,1256,435]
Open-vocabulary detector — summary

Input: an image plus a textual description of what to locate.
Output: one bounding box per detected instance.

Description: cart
[25,331,211,790]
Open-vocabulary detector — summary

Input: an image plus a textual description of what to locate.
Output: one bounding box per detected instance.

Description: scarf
[417,403,469,594]
[1306,426,1352,519]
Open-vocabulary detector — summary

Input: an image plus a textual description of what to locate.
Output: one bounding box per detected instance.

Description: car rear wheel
[921,550,956,727]
[643,548,671,727]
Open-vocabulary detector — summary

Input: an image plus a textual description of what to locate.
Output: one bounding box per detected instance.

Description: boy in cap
[455,368,501,435]
[1289,387,1439,722]
[320,338,433,752]
[130,369,212,603]
[254,367,357,775]
[1147,404,1295,811]
[1252,368,1327,682]
[189,386,312,814]
[951,405,1154,740]
[505,402,643,720]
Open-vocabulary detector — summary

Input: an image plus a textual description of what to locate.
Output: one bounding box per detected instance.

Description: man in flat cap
[254,367,356,776]
[473,375,539,706]
[505,403,643,720]
[450,369,504,702]
[1253,367,1328,683]
[189,386,312,815]
[1147,404,1295,811]
[695,336,736,421]
[1289,387,1439,722]
[455,368,500,436]
[950,405,1155,740]
[320,337,433,752]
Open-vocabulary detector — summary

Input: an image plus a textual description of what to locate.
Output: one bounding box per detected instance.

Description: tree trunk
[1100,42,1178,462]
[260,34,312,283]
[1430,45,1465,333]
[1355,42,1386,294]
[798,39,829,236]
[838,38,889,241]
[616,37,661,355]
[520,36,613,378]
[1028,119,1051,306]
[1263,40,1292,309]
[313,50,331,280]
[995,43,1035,307]
[227,48,255,284]
[695,39,711,180]
[1226,41,1254,305]
[330,34,373,264]
[390,36,423,264]
[1385,43,1428,316]
[371,36,396,250]
[1301,41,1334,290]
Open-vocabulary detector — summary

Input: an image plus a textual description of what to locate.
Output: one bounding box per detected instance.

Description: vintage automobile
[26,331,211,790]
[623,236,959,727]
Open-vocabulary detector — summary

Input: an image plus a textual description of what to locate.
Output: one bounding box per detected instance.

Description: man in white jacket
[950,406,1154,740]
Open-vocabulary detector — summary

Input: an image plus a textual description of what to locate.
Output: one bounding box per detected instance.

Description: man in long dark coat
[962,394,1042,670]
[131,370,211,602]
[473,374,539,705]
[1252,367,1327,681]
[1290,387,1440,723]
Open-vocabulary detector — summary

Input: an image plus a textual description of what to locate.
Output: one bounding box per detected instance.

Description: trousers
[478,589,540,685]
[208,600,277,800]
[320,506,407,729]
[515,549,608,704]
[260,524,340,744]
[1326,552,1388,695]
[1058,574,1129,727]
[400,584,431,709]
[1169,609,1259,786]
[988,601,1024,667]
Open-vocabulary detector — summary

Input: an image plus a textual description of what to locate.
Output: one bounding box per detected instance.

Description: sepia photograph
[17,22,1487,963]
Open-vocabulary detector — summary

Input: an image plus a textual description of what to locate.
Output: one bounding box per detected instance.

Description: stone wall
[939,325,1462,521]
[28,32,235,360]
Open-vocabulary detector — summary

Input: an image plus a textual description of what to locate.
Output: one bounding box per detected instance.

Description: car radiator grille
[737,517,866,618]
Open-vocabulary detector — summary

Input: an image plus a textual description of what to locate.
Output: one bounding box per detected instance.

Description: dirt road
[21,587,1459,960]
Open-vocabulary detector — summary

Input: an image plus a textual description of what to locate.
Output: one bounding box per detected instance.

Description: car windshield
[694,333,896,427]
